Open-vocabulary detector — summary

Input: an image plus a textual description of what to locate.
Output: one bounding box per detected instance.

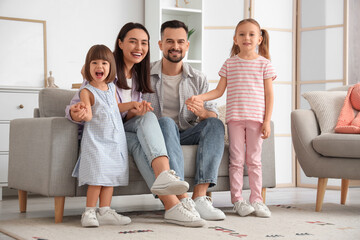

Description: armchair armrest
[8,117,79,197]
[291,109,322,176]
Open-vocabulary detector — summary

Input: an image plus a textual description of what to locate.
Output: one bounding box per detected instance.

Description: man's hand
[70,102,88,122]
[261,121,271,139]
[185,96,207,119]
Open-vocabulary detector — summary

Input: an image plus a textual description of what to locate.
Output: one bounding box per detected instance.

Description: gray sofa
[8,88,276,223]
[291,85,360,212]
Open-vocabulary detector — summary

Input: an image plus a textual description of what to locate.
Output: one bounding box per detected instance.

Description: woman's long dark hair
[113,22,153,93]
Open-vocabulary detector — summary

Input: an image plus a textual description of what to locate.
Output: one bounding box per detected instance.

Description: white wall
[0,0,144,89]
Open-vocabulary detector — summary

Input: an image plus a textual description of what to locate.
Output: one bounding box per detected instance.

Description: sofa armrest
[8,117,79,197]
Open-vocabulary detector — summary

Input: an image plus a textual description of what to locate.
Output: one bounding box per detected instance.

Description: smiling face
[233,22,262,56]
[118,28,149,68]
[159,27,189,63]
[89,59,110,84]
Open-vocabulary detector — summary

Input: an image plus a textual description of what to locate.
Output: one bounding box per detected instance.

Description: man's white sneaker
[233,200,255,217]
[251,201,271,218]
[194,196,226,221]
[96,208,131,225]
[81,208,99,227]
[164,203,206,227]
[151,170,189,195]
[180,197,201,218]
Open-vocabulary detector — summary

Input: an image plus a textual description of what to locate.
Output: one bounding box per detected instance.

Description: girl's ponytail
[230,43,240,57]
[259,29,270,60]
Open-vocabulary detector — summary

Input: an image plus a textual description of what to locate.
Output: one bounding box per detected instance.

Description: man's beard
[164,49,184,63]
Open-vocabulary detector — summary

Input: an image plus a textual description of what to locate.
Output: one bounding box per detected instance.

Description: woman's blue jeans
[125,112,168,189]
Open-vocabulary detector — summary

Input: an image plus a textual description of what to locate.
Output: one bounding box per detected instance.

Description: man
[141,19,226,225]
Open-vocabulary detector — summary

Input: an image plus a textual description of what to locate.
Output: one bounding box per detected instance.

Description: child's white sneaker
[151,170,189,195]
[251,201,271,218]
[81,208,99,227]
[164,202,206,227]
[96,208,131,225]
[233,200,255,217]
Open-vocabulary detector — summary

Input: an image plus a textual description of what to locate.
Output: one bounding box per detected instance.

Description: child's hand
[70,102,88,122]
[261,121,271,139]
[186,95,202,105]
[185,96,206,118]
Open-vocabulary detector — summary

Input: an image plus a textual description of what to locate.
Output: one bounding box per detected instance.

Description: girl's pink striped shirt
[219,55,276,123]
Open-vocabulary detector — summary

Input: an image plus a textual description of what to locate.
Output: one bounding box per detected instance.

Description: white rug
[0,203,359,240]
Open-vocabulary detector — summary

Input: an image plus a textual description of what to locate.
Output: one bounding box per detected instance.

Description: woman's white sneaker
[251,201,271,218]
[233,200,255,217]
[194,196,226,220]
[164,203,206,227]
[151,170,189,195]
[180,197,201,218]
[81,208,99,227]
[96,208,131,225]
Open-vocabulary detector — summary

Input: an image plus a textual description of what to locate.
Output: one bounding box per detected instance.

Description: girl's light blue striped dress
[72,82,129,187]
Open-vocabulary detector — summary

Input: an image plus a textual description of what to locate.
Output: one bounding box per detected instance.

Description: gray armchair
[291,86,360,212]
[8,88,276,223]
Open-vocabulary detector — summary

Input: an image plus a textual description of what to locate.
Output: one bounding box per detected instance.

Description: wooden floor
[0,187,359,239]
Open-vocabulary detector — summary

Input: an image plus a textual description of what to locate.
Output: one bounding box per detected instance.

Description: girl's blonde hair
[230,18,270,60]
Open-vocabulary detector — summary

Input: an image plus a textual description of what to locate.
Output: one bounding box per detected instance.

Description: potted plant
[187,28,196,40]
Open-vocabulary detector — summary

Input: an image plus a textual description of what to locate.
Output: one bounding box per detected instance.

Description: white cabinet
[0,87,40,200]
[145,0,203,70]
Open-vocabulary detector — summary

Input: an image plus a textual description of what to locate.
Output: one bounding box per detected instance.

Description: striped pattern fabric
[219,55,276,123]
[72,82,129,187]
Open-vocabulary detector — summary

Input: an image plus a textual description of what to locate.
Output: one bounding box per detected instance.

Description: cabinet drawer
[0,92,38,120]
[0,154,8,183]
[0,123,9,152]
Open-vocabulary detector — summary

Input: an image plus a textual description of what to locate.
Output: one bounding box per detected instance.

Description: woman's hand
[128,101,153,116]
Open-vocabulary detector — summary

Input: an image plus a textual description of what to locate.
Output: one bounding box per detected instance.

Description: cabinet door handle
[19,104,24,109]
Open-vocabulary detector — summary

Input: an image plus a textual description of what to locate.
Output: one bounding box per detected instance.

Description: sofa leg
[54,196,65,223]
[341,179,349,205]
[316,178,328,212]
[261,188,266,203]
[18,190,27,213]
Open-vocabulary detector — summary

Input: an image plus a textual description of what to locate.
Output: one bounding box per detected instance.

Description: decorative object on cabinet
[46,71,58,88]
[145,0,203,70]
[0,16,47,88]
[176,0,190,8]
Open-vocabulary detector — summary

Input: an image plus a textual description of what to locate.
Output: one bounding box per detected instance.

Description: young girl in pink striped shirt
[187,18,276,218]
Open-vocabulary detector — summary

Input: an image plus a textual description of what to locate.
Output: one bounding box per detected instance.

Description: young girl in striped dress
[187,18,276,218]
[72,45,131,227]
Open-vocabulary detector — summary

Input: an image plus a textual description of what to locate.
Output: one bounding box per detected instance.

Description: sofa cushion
[312,133,360,158]
[39,88,76,117]
[302,91,347,133]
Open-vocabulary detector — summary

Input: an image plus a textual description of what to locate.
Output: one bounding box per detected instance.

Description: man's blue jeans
[125,112,168,189]
[158,117,225,188]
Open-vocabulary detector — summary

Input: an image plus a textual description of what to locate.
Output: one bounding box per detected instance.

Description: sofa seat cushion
[312,133,360,158]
